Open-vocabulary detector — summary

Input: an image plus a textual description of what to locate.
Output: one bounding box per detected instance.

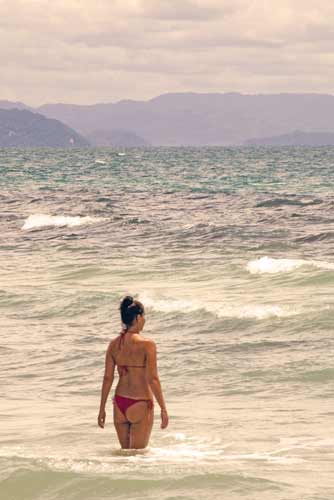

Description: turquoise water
[1,147,334,500]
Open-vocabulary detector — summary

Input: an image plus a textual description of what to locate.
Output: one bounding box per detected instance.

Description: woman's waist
[114,392,153,402]
[115,380,152,399]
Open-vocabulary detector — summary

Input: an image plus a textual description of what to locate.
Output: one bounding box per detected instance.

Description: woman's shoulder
[106,336,121,352]
[139,336,156,352]
[105,334,156,351]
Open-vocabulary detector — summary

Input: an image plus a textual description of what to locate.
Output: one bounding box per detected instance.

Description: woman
[98,296,169,449]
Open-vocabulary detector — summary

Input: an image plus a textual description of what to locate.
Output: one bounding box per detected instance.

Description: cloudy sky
[1,0,333,105]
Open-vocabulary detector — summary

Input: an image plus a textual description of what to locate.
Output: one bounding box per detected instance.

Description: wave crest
[22,214,104,230]
[140,293,296,319]
[246,256,334,274]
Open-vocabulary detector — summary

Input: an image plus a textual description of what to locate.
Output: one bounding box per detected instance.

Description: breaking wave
[22,214,104,230]
[140,293,297,319]
[246,256,334,274]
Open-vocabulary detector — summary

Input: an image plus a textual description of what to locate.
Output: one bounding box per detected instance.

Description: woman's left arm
[98,343,115,428]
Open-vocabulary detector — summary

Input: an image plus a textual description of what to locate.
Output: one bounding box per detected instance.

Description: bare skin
[98,314,169,449]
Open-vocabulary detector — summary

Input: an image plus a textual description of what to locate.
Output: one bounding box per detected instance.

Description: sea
[1,146,334,500]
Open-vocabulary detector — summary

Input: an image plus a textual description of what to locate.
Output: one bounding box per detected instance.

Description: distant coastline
[0,108,88,148]
[244,130,334,147]
[2,92,334,147]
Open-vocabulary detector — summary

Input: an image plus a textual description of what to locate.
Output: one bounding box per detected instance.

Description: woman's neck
[126,327,140,334]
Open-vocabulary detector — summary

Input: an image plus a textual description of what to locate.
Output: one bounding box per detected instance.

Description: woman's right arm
[146,340,169,429]
[98,342,115,428]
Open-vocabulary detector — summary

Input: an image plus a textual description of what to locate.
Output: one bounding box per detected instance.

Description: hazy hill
[245,130,334,146]
[0,109,89,147]
[0,100,32,111]
[3,93,334,146]
[37,93,334,146]
[86,129,149,147]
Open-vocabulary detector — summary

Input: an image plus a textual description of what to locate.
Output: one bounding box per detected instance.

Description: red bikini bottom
[113,394,154,417]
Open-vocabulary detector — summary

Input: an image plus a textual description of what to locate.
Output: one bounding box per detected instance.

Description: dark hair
[120,296,144,330]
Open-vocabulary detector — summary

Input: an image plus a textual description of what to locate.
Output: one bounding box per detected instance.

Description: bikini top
[117,364,146,376]
[116,329,146,376]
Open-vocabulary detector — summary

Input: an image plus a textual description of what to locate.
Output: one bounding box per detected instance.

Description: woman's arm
[146,340,169,429]
[98,343,115,428]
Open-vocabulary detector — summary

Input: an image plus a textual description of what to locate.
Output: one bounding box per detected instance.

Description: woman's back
[110,332,152,399]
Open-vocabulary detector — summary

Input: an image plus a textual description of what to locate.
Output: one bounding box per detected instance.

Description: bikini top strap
[117,364,146,376]
[119,328,127,349]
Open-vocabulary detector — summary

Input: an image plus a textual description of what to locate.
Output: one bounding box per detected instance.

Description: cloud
[135,0,230,20]
[1,0,334,105]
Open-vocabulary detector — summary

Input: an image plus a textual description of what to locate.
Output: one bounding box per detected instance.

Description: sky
[1,0,334,106]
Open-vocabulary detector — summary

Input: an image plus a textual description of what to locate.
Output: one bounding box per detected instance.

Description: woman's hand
[160,408,169,429]
[98,409,106,428]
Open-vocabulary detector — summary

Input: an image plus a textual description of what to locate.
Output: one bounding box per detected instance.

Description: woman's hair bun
[121,296,134,310]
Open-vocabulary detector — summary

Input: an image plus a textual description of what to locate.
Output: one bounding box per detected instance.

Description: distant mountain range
[0,109,88,147]
[86,129,148,147]
[245,130,334,146]
[2,93,334,146]
[0,100,33,111]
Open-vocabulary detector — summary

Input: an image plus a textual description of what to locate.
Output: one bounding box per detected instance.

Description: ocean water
[1,146,334,500]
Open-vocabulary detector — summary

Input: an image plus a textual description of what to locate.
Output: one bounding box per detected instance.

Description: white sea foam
[163,432,186,442]
[221,453,302,464]
[247,256,334,274]
[140,293,296,319]
[22,214,104,230]
[0,441,302,473]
